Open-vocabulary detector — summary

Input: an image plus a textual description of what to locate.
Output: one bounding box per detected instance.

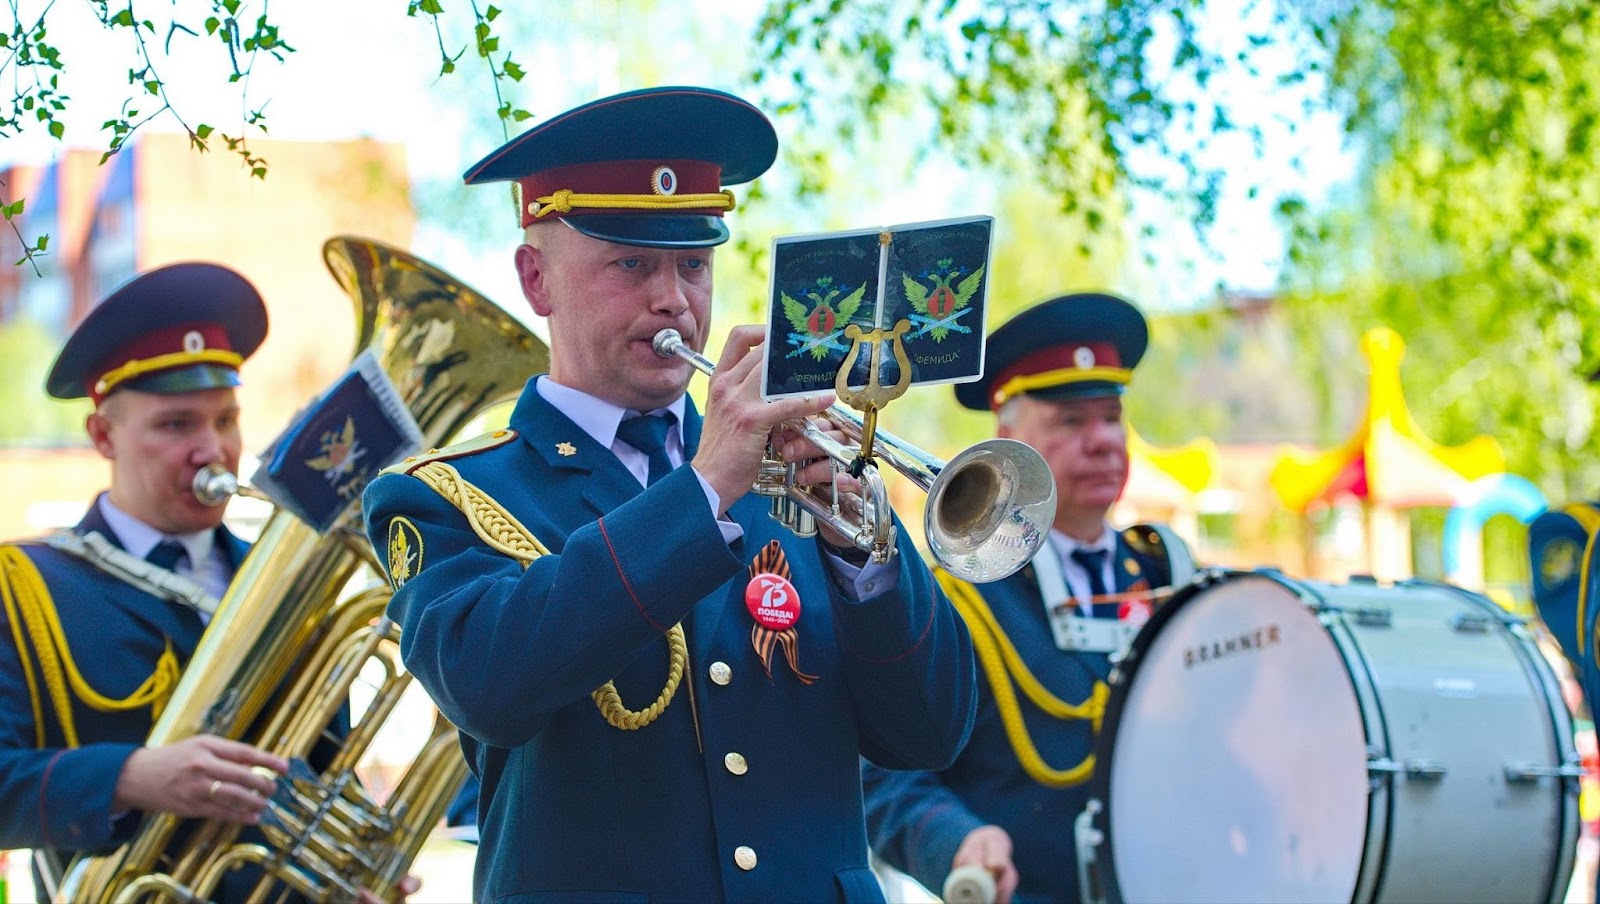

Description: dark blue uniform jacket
[0,499,248,852]
[363,382,978,903]
[862,537,1158,903]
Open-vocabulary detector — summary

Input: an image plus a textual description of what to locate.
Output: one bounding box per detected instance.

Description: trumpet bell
[927,439,1056,584]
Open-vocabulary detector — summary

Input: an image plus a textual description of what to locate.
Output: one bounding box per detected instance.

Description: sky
[2,1,1359,318]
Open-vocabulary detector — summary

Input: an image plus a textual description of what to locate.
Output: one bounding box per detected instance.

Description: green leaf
[144,80,159,96]
[504,60,525,81]
[48,120,63,138]
[486,6,501,21]
[205,16,220,35]
[110,9,133,27]
[196,124,213,139]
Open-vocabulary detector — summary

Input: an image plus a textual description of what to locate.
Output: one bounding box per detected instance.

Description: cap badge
[745,539,817,685]
[183,330,206,353]
[1073,346,1095,369]
[651,165,678,196]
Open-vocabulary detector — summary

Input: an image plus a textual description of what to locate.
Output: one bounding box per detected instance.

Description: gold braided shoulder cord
[411,461,685,731]
[937,570,1107,788]
[0,545,181,747]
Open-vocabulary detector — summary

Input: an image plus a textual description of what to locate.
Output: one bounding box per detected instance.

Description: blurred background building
[0,133,412,540]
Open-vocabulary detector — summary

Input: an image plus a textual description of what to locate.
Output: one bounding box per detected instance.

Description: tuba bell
[55,237,547,904]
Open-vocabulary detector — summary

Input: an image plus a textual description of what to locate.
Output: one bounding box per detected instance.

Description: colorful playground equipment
[1119,427,1219,543]
[1269,327,1506,580]
[1442,472,1548,589]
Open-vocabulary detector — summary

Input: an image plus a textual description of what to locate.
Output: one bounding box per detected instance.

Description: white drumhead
[1105,574,1369,903]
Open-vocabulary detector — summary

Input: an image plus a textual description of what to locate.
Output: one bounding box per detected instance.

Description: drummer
[861,293,1187,903]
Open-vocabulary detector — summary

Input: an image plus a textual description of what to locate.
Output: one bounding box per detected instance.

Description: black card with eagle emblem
[252,350,425,532]
[762,215,993,400]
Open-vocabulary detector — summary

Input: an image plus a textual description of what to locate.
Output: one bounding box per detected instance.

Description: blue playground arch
[1442,473,1547,579]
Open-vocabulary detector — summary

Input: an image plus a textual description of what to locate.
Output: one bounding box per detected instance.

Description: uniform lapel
[1112,534,1153,599]
[511,385,640,523]
[74,495,124,549]
[678,402,744,653]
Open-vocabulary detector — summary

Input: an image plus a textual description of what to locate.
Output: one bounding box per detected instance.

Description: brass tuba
[56,237,546,904]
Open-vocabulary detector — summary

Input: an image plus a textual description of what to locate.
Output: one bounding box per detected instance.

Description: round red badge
[745,573,801,630]
[1119,599,1153,628]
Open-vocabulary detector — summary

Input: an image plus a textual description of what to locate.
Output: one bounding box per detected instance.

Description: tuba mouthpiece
[192,464,239,507]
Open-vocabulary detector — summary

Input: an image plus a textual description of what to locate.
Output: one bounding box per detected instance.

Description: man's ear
[85,410,116,460]
[516,244,554,317]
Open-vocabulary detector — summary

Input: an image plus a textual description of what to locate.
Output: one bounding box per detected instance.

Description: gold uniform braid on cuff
[411,461,685,730]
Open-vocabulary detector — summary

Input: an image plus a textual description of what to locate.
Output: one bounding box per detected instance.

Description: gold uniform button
[734,846,757,870]
[724,752,749,775]
[709,661,732,685]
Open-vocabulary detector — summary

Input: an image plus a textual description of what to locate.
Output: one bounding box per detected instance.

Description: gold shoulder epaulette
[383,428,519,476]
[1122,525,1164,549]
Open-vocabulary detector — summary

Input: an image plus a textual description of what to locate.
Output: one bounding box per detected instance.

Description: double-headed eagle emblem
[904,258,985,342]
[781,276,867,361]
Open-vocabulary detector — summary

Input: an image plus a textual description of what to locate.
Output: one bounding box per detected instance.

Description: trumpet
[652,328,1056,583]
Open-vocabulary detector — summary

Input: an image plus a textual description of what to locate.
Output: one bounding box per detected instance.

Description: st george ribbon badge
[745,540,818,685]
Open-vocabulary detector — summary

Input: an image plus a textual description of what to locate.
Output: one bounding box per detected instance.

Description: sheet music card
[251,349,425,533]
[762,215,993,400]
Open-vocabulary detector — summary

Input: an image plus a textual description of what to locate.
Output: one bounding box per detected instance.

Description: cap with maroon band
[462,85,778,249]
[45,262,268,404]
[955,292,1148,412]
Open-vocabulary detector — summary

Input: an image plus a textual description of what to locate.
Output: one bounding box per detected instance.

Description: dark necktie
[1069,548,1109,607]
[146,539,188,571]
[616,413,676,486]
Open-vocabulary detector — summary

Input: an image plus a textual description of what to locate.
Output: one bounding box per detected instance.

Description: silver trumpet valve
[652,328,1057,582]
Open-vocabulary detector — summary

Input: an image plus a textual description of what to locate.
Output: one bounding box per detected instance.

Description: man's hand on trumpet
[776,414,870,553]
[690,325,837,512]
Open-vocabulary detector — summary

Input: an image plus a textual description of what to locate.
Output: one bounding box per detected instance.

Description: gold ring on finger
[209,779,223,800]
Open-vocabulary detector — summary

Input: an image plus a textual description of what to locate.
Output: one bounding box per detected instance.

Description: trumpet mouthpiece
[652,329,683,359]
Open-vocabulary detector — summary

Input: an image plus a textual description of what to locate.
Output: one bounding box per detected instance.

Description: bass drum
[1075,570,1581,904]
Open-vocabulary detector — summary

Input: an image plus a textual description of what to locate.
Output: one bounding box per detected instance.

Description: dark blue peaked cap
[956,292,1148,411]
[46,262,267,402]
[463,86,778,248]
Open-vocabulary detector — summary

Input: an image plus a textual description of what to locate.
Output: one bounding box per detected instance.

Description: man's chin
[172,507,227,535]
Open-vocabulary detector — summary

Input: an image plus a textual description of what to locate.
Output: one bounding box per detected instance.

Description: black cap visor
[117,363,244,398]
[562,213,730,249]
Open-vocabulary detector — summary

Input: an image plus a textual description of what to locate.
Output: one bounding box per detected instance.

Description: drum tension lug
[1503,761,1587,784]
[1367,755,1447,781]
[1450,611,1492,633]
[1351,607,1393,627]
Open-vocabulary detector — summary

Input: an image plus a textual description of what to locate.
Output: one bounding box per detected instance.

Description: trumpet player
[361,85,977,903]
[862,293,1184,903]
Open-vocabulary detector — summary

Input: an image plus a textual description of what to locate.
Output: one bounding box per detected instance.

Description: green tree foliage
[757,0,1600,503]
[0,318,87,442]
[0,1,526,270]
